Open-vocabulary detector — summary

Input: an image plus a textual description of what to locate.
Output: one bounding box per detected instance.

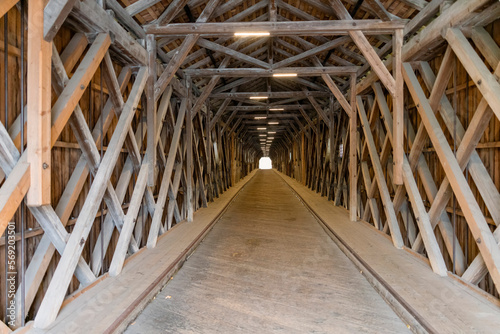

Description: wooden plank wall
[273,19,500,299]
[0,7,259,324]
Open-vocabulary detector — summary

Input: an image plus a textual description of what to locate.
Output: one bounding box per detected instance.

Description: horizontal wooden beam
[196,38,270,69]
[185,66,358,77]
[237,113,301,118]
[243,119,295,123]
[210,91,330,99]
[225,105,313,111]
[145,20,407,36]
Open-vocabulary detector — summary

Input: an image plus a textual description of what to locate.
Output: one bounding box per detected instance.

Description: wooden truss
[273,0,500,297]
[1,0,500,330]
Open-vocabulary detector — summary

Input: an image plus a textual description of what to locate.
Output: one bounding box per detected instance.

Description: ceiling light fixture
[268,122,279,125]
[257,127,267,130]
[249,96,268,100]
[234,32,270,37]
[254,116,267,120]
[272,73,297,77]
[269,108,284,111]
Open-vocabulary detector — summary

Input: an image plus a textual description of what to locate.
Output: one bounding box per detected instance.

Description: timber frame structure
[0,0,500,331]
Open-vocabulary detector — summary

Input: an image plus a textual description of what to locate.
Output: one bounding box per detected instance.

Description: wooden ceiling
[111,0,431,151]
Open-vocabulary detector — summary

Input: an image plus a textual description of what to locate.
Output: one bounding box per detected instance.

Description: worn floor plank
[125,170,409,333]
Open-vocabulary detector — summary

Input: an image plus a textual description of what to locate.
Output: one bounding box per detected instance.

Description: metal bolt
[80,84,85,90]
[43,162,49,169]
[79,238,85,246]
[476,238,481,244]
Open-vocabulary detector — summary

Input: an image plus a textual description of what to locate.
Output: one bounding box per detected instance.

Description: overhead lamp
[273,73,297,77]
[268,131,276,134]
[259,134,266,137]
[234,32,270,37]
[268,122,279,125]
[257,127,267,130]
[250,96,268,100]
[269,108,284,111]
[254,116,267,119]
[268,137,274,140]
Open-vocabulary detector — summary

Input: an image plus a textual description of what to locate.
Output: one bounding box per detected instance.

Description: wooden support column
[231,132,238,185]
[27,0,52,206]
[392,28,404,185]
[301,132,306,184]
[349,74,357,222]
[186,77,194,222]
[146,34,157,186]
[206,107,213,201]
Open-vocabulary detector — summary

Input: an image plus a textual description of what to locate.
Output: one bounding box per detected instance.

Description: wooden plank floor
[125,170,409,333]
[278,171,500,334]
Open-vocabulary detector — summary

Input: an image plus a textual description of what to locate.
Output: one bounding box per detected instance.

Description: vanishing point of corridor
[125,170,409,333]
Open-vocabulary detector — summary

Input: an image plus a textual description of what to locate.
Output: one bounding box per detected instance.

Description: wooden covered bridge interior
[1,0,500,332]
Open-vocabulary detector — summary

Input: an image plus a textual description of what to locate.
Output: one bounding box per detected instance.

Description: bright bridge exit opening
[259,157,272,169]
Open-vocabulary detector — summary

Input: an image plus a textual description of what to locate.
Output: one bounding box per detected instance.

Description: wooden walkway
[279,171,500,334]
[125,170,409,333]
[21,170,500,333]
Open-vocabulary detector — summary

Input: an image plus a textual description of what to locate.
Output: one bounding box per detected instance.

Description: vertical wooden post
[206,106,212,202]
[230,132,237,185]
[27,0,52,206]
[392,28,404,185]
[146,34,157,186]
[329,95,335,170]
[349,74,357,222]
[301,132,306,184]
[186,76,193,222]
